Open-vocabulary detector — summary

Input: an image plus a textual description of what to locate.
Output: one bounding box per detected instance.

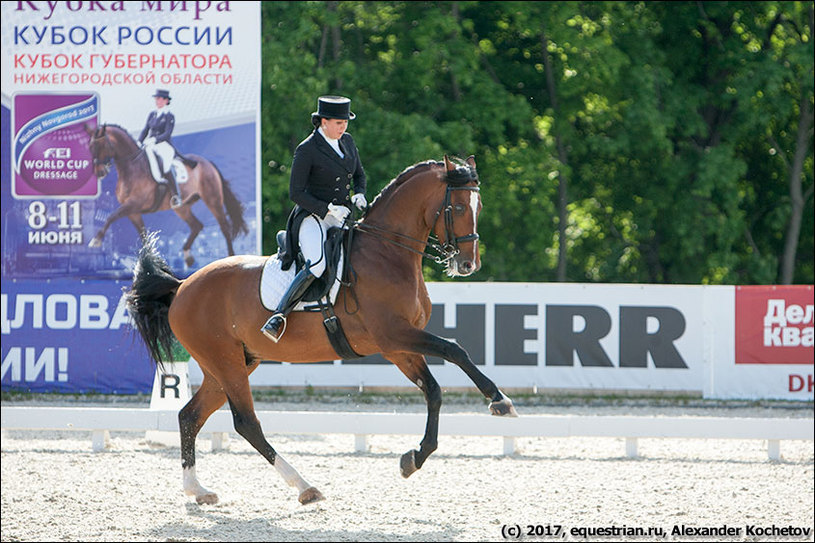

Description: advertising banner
[2,1,261,393]
[194,282,811,401]
[710,285,814,400]
[232,283,713,393]
[1,277,154,393]
[735,285,814,364]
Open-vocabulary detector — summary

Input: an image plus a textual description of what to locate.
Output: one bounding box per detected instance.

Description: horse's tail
[125,232,183,368]
[212,163,248,240]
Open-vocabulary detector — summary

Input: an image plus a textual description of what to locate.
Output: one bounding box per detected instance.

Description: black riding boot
[261,268,316,342]
[164,168,182,208]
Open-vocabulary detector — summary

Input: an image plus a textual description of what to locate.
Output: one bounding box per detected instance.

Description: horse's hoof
[400,449,418,478]
[195,492,219,505]
[298,486,324,505]
[88,238,101,248]
[489,396,519,417]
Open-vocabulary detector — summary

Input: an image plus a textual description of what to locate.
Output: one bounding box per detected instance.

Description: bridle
[91,128,116,178]
[351,166,480,266]
[90,125,145,178]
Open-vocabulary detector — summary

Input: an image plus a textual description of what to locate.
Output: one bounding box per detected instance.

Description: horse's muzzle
[448,256,480,277]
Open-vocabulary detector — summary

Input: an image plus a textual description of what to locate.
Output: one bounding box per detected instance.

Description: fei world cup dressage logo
[12,92,99,198]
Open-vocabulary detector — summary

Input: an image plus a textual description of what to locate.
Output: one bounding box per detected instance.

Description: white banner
[187,283,813,401]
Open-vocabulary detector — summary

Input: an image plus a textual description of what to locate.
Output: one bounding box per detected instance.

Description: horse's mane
[100,123,138,144]
[368,157,478,211]
[369,160,442,209]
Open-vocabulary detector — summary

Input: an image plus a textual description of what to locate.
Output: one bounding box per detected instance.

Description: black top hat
[312,95,355,120]
[152,89,172,101]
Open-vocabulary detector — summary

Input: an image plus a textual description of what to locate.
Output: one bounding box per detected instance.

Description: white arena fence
[1,406,812,461]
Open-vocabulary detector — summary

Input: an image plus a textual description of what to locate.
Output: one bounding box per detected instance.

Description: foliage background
[259,1,813,285]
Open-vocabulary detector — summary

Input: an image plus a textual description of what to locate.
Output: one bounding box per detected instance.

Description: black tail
[212,163,248,240]
[125,232,182,368]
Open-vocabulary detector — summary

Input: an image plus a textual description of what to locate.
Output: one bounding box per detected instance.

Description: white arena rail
[1,406,812,460]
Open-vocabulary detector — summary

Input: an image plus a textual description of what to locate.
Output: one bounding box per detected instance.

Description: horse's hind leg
[209,205,235,255]
[385,352,441,478]
[178,374,226,504]
[223,375,324,505]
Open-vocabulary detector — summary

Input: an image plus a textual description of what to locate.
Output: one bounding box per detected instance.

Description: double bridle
[351,167,480,266]
[90,126,145,177]
[91,129,116,178]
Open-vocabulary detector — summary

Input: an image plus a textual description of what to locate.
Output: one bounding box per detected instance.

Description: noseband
[352,166,480,266]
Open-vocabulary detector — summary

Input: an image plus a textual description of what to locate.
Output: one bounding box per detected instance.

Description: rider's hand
[351,193,367,211]
[325,203,351,228]
[143,136,156,147]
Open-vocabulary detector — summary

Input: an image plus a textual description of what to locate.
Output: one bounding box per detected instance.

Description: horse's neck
[364,173,441,242]
[112,132,147,178]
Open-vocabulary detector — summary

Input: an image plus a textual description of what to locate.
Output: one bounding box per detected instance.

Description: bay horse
[85,123,247,266]
[125,155,518,506]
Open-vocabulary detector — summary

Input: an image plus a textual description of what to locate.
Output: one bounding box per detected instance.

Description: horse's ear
[83,123,94,136]
[465,155,476,169]
[444,154,455,172]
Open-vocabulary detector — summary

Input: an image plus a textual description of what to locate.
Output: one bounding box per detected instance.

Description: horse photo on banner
[1,1,262,394]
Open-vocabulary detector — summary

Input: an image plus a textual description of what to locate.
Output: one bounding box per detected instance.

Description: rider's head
[310,96,355,135]
[152,89,172,108]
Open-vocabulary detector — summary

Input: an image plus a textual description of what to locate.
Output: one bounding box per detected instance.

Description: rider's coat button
[335,176,341,181]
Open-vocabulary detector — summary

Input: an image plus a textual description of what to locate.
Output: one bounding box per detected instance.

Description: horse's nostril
[461,261,473,273]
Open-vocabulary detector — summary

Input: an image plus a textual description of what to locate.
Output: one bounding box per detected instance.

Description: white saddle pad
[259,251,344,313]
[146,152,188,184]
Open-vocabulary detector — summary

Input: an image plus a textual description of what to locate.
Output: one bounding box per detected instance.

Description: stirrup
[261,314,287,343]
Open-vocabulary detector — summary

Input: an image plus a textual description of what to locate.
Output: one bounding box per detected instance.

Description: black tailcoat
[289,130,366,219]
[138,110,175,144]
[278,129,367,270]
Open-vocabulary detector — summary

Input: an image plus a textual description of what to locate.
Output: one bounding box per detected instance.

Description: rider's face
[321,118,348,140]
[154,97,169,109]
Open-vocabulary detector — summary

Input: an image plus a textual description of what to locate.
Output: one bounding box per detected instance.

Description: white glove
[351,193,367,211]
[325,203,351,228]
[143,136,156,147]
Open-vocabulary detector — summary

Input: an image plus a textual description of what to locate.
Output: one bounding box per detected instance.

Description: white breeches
[145,141,175,173]
[299,214,329,278]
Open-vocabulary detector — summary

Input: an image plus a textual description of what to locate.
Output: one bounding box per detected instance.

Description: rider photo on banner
[1,1,261,393]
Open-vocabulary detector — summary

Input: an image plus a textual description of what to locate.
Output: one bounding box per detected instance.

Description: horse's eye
[454,204,467,215]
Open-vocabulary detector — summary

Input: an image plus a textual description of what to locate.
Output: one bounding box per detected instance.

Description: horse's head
[432,155,482,277]
[85,123,115,178]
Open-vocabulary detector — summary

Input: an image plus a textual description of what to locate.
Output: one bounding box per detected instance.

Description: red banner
[735,285,814,364]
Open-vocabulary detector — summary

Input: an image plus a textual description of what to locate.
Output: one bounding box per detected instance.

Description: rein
[350,176,480,266]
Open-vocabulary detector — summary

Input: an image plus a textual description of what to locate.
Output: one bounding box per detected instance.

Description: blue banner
[1,277,155,394]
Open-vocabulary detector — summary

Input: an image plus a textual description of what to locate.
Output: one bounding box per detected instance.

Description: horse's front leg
[88,201,141,247]
[404,329,518,418]
[384,353,441,478]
